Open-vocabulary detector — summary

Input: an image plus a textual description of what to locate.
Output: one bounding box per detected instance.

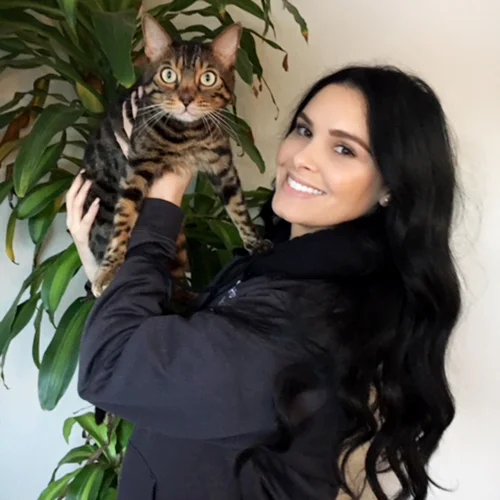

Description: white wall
[1,1,499,498]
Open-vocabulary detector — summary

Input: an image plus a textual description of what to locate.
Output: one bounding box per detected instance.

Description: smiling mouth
[286,175,326,195]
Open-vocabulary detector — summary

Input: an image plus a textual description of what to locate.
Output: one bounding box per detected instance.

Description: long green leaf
[149,0,199,15]
[0,2,64,19]
[0,91,30,113]
[0,10,82,61]
[0,254,61,384]
[240,30,263,79]
[0,179,13,205]
[10,293,40,341]
[260,0,272,35]
[28,197,62,246]
[38,297,94,410]
[0,253,62,356]
[91,10,137,88]
[63,416,77,443]
[41,244,82,317]
[74,413,110,452]
[235,47,253,85]
[56,444,96,471]
[0,108,24,129]
[98,470,117,500]
[208,219,241,251]
[67,465,105,500]
[5,208,17,264]
[16,177,72,219]
[225,0,265,19]
[224,112,266,173]
[58,0,79,33]
[20,133,67,194]
[0,37,32,54]
[0,293,40,384]
[99,488,117,500]
[14,104,82,197]
[282,0,308,41]
[32,305,44,369]
[0,57,42,70]
[116,419,134,450]
[30,251,65,297]
[38,469,79,500]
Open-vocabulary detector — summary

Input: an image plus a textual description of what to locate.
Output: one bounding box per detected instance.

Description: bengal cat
[82,14,271,297]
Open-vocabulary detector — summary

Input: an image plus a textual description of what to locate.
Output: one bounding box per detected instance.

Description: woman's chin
[272,195,303,226]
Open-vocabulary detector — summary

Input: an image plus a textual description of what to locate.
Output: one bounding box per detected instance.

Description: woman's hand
[147,169,193,207]
[66,171,100,283]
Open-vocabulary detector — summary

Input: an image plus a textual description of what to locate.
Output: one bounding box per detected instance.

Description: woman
[69,65,461,500]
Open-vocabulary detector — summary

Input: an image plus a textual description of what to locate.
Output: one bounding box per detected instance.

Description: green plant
[0,0,307,497]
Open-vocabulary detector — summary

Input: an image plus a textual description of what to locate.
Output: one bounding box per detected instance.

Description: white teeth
[287,176,324,195]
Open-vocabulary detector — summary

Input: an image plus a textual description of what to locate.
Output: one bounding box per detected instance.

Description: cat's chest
[134,121,225,153]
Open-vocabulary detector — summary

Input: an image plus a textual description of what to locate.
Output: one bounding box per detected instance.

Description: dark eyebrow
[298,111,372,155]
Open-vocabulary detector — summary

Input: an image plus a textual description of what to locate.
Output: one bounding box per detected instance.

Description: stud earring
[379,193,391,207]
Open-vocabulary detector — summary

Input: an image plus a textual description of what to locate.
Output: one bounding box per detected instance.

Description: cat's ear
[211,23,242,68]
[142,14,173,62]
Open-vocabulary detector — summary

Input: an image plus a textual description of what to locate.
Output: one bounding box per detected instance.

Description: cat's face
[142,15,241,123]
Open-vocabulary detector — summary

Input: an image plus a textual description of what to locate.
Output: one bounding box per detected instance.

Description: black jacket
[78,199,385,500]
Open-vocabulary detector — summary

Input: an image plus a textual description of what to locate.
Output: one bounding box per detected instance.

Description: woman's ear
[378,190,391,207]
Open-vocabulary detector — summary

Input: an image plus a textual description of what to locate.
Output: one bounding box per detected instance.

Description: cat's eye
[161,68,178,84]
[200,71,217,87]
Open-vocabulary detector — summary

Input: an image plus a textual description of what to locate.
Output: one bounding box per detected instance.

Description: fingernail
[79,169,86,175]
[93,198,100,205]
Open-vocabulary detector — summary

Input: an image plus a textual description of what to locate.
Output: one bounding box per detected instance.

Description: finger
[66,170,85,227]
[122,99,133,139]
[131,89,139,120]
[70,179,92,230]
[115,129,130,157]
[81,198,100,234]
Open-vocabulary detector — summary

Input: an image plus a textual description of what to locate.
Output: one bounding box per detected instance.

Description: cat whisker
[133,109,167,139]
[214,110,247,133]
[207,112,236,140]
[136,105,163,117]
[205,112,228,139]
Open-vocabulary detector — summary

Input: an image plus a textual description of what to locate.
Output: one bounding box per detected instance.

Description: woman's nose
[292,142,320,173]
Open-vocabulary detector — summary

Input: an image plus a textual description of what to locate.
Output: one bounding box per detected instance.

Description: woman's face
[272,84,387,238]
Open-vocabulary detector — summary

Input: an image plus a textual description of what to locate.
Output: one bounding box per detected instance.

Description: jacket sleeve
[78,199,283,439]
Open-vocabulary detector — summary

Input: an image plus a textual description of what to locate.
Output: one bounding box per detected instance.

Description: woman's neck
[290,223,327,239]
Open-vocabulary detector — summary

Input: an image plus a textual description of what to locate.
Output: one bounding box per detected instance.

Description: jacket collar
[244,211,388,281]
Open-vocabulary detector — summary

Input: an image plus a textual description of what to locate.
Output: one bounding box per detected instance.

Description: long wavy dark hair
[222,66,461,499]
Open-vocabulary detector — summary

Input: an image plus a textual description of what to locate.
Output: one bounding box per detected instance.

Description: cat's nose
[180,95,194,107]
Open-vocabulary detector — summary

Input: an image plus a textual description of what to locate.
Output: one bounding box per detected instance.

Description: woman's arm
[70,174,284,439]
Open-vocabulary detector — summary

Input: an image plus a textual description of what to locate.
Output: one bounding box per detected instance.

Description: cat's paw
[248,238,273,255]
[91,268,115,298]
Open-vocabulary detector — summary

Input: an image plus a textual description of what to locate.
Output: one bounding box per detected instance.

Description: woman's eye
[296,124,312,137]
[161,68,178,84]
[335,145,354,157]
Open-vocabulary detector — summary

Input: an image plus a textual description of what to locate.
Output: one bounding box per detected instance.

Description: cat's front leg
[207,156,272,255]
